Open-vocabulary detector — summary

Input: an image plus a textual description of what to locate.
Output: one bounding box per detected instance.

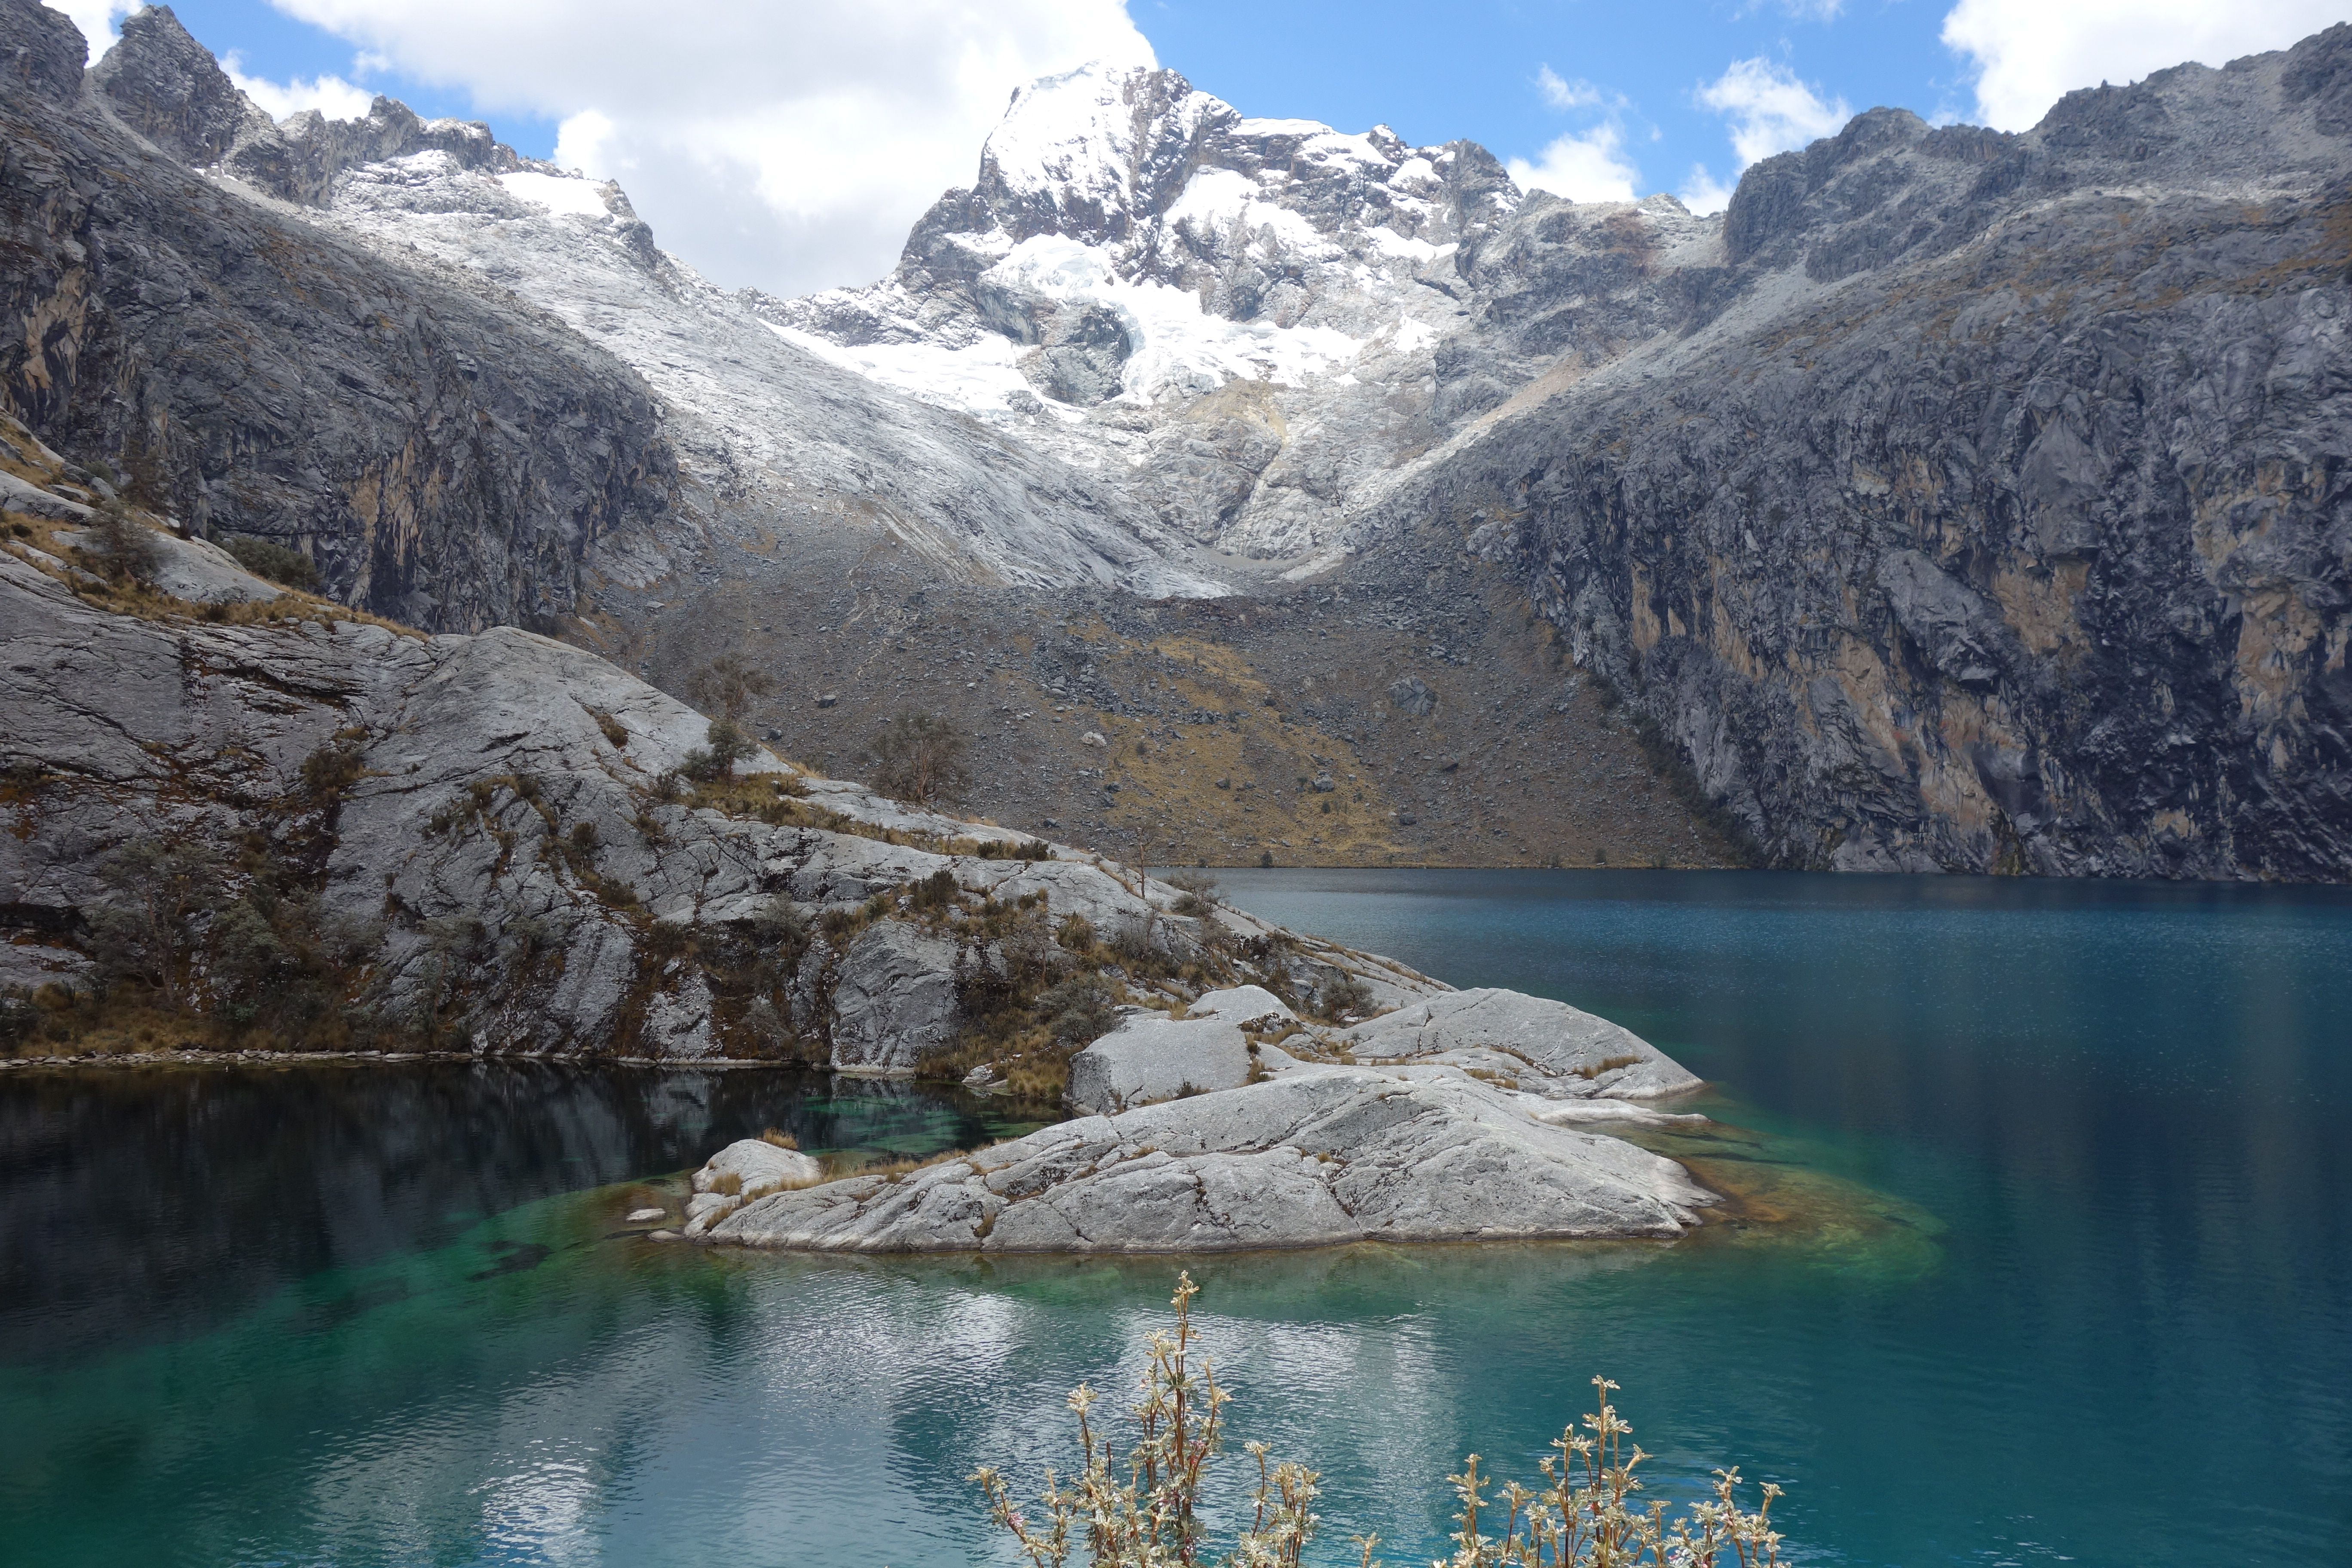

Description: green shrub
[684,718,759,782]
[1167,868,1219,917]
[300,741,365,798]
[1036,974,1118,1048]
[220,534,319,591]
[84,502,161,583]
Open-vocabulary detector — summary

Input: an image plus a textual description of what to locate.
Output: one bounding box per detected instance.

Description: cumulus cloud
[224,55,376,121]
[261,0,1155,296]
[1678,166,1736,215]
[1512,64,1641,201]
[51,0,132,56]
[1535,65,1605,111]
[1680,56,1849,209]
[1942,0,2350,130]
[1695,57,1851,167]
[1508,124,1641,203]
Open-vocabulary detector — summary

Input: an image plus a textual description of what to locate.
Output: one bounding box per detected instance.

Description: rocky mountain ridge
[1378,38,2352,876]
[778,38,2352,877]
[3,0,2346,877]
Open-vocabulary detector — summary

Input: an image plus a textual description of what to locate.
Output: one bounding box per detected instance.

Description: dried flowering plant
[973,1277,1788,1568]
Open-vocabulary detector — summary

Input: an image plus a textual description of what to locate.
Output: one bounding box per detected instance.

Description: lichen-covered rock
[827,922,960,1075]
[1337,989,1699,1099]
[714,1066,1715,1253]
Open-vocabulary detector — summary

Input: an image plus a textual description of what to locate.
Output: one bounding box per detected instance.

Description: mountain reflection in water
[0,1062,1046,1365]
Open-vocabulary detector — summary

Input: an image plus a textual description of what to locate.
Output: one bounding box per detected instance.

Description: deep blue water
[3,870,2347,1567]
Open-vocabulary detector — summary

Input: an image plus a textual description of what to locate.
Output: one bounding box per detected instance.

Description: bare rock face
[714,1066,1715,1253]
[1335,989,1699,1099]
[0,506,1403,1059]
[0,1,680,633]
[826,922,962,1074]
[1066,983,1296,1112]
[1387,32,2352,879]
[683,1137,825,1234]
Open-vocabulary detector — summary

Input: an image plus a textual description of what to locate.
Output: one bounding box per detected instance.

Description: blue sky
[57,0,2352,294]
[1144,0,1965,211]
[112,0,1971,203]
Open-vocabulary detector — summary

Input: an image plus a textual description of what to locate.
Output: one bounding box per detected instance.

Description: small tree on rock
[85,501,160,585]
[685,717,760,782]
[89,839,226,1007]
[867,708,971,806]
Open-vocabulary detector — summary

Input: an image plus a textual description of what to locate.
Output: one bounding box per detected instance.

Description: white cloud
[52,0,132,58]
[224,55,376,122]
[262,0,1155,296]
[1942,0,2350,130]
[1535,64,1604,110]
[1695,57,1851,168]
[1507,124,1641,203]
[1678,166,1736,214]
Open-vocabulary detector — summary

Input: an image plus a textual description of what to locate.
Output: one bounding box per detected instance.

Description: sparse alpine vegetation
[973,1275,1785,1568]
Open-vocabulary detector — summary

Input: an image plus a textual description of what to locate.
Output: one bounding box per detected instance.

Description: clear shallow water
[4,870,2349,1567]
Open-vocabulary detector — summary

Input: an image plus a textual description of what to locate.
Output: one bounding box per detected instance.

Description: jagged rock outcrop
[823,922,962,1074]
[1388,33,2352,877]
[93,7,516,207]
[712,1065,1715,1253]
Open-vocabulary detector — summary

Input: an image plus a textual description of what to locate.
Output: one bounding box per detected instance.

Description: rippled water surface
[4,870,2348,1567]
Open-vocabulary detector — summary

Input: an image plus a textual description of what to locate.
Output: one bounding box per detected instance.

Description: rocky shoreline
[670,982,1717,1252]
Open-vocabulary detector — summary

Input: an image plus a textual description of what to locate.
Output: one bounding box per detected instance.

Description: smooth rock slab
[684,1138,826,1235]
[829,922,961,1074]
[1338,988,1699,1099]
[713,1067,1715,1253]
[694,1138,824,1197]
[1066,985,1296,1113]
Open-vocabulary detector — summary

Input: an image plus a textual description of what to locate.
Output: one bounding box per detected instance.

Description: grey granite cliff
[1375,34,2352,876]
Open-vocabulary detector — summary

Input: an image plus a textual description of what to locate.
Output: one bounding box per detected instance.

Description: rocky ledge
[689,985,1715,1251]
[706,1066,1714,1253]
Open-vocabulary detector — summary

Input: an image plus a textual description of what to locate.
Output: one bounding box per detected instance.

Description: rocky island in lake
[680,982,1714,1252]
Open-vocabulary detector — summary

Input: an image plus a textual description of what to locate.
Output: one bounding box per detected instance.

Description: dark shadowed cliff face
[1395,33,2352,879]
[0,0,678,631]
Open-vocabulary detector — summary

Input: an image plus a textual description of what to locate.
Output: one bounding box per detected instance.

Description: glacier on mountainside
[311,148,1223,597]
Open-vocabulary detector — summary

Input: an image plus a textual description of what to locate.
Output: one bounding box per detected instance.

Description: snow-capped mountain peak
[750,61,1550,557]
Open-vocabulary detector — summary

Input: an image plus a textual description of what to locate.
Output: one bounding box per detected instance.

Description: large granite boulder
[827,922,962,1075]
[1337,989,1698,1099]
[713,1067,1715,1253]
[683,1137,826,1234]
[1066,983,1294,1113]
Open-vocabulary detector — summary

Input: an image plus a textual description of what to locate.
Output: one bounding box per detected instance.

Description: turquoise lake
[3,869,2347,1566]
